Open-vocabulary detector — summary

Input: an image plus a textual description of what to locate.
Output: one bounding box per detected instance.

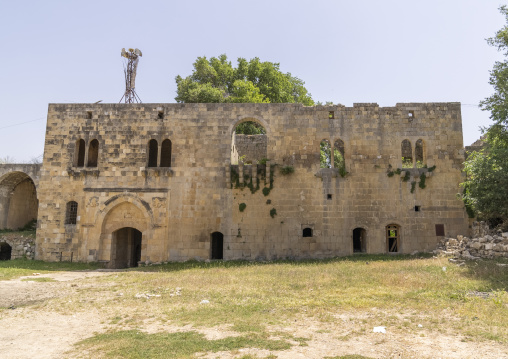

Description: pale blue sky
[0,0,505,162]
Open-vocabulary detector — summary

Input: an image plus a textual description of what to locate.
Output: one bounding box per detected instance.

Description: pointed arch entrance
[98,199,150,268]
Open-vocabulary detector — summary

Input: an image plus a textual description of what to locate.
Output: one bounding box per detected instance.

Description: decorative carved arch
[95,193,154,230]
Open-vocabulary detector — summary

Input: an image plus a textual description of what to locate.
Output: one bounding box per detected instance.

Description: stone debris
[200,299,210,304]
[169,287,182,297]
[434,221,508,260]
[134,293,161,299]
[373,326,386,333]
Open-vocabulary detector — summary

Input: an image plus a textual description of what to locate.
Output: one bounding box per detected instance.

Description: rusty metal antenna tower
[120,48,142,103]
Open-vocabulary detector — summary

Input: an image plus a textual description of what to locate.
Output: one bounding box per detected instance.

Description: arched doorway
[111,227,142,268]
[98,199,150,269]
[0,242,12,260]
[211,232,223,260]
[353,228,366,253]
[0,172,38,230]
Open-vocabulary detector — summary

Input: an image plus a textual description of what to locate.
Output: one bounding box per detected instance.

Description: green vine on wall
[387,164,436,193]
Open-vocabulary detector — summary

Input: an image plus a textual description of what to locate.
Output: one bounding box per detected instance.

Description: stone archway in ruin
[0,171,38,230]
[99,201,149,269]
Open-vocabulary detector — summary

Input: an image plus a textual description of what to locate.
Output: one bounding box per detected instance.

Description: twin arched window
[401,139,425,168]
[147,139,172,167]
[74,139,99,168]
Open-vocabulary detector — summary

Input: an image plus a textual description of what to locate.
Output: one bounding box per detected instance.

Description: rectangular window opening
[408,111,414,118]
[158,111,164,119]
[328,111,335,119]
[86,111,92,119]
[414,205,421,212]
[327,194,332,200]
[435,224,445,236]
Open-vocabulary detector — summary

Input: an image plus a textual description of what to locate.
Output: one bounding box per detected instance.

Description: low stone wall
[435,222,508,260]
[0,233,36,260]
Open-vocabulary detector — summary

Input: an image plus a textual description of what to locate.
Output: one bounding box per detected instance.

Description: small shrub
[427,165,436,172]
[280,166,294,175]
[419,173,427,189]
[269,208,277,218]
[402,171,410,182]
[262,187,271,196]
[258,158,269,165]
[339,166,348,178]
[410,181,416,193]
[239,203,247,212]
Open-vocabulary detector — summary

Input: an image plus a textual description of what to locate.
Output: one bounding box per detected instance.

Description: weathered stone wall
[0,233,35,259]
[35,102,469,265]
[232,133,267,164]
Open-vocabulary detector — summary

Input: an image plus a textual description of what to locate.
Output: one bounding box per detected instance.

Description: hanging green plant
[239,203,247,212]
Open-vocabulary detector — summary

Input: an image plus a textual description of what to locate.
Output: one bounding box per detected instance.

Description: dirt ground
[1,271,507,359]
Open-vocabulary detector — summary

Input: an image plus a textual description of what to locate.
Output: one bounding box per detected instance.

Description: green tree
[462,6,508,222]
[175,54,314,106]
[463,142,508,221]
[480,6,508,126]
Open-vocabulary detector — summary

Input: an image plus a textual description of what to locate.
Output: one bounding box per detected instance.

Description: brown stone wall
[232,133,267,164]
[35,102,468,264]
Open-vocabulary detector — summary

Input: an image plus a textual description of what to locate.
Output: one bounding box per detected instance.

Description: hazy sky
[0,0,505,162]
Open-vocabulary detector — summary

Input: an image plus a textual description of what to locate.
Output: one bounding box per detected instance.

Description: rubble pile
[435,222,508,260]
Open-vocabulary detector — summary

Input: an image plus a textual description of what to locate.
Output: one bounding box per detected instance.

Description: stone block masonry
[9,102,469,267]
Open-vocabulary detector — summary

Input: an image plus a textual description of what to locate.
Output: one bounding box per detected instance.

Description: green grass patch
[75,330,291,359]
[0,258,101,280]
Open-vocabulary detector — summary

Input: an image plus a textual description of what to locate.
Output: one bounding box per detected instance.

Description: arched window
[211,232,224,259]
[65,201,78,225]
[415,139,424,168]
[148,139,158,167]
[333,139,345,171]
[401,139,412,168]
[320,139,332,168]
[87,139,99,167]
[231,120,267,165]
[302,228,313,237]
[160,139,172,167]
[74,139,85,167]
[386,224,399,253]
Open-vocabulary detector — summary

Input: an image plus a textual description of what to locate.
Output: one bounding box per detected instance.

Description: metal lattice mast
[119,48,142,103]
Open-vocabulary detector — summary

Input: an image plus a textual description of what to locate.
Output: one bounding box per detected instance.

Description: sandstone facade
[0,102,469,267]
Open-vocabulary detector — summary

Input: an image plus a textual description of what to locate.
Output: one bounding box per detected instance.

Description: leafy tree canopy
[175,54,314,106]
[463,6,508,223]
[480,6,508,126]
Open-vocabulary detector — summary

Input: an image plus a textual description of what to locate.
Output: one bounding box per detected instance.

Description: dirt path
[1,271,507,359]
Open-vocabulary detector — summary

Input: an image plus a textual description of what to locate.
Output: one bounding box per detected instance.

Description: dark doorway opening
[211,232,223,260]
[386,224,399,253]
[353,228,366,253]
[0,242,12,260]
[112,227,142,268]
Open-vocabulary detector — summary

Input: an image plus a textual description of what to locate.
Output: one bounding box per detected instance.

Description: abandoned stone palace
[0,102,469,267]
